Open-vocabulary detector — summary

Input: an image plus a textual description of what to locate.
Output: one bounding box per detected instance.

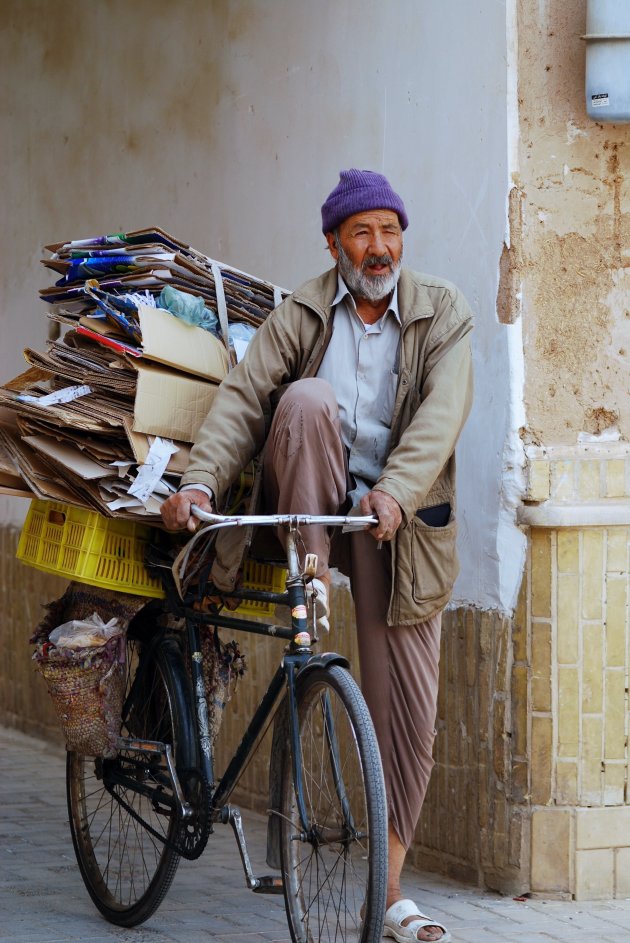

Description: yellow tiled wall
[412,602,530,893]
[531,527,629,805]
[526,450,630,505]
[525,446,630,899]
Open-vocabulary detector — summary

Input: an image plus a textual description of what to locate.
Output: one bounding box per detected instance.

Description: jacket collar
[292,267,338,321]
[332,274,401,324]
[293,266,435,326]
[396,268,438,323]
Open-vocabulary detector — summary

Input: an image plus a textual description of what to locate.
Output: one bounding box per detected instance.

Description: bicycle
[65,509,388,943]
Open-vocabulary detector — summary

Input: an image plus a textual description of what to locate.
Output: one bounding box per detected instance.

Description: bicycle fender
[266,652,351,870]
[295,652,350,680]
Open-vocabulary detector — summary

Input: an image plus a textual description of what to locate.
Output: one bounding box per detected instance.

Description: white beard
[335,240,402,302]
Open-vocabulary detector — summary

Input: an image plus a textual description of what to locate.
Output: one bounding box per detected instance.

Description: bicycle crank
[221,806,284,894]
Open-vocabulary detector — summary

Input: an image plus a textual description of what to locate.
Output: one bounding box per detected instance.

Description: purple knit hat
[321,169,408,234]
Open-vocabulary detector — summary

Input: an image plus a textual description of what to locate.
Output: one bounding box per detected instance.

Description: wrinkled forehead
[341,209,402,232]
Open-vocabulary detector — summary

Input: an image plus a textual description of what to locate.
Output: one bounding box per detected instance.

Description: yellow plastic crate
[233,560,286,617]
[17,499,286,611]
[17,499,165,598]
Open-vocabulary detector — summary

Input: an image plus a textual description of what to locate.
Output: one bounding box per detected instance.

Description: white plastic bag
[48,612,122,649]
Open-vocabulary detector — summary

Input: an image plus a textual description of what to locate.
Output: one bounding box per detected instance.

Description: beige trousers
[263,378,441,849]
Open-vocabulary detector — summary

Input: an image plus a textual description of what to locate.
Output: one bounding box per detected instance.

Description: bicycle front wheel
[280,663,387,943]
[66,634,195,927]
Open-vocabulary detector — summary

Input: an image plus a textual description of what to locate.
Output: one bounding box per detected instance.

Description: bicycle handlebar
[190,505,378,530]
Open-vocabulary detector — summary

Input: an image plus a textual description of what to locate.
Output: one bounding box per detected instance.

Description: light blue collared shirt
[316,275,401,506]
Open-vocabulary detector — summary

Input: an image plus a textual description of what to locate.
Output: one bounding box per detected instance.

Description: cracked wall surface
[515,0,630,446]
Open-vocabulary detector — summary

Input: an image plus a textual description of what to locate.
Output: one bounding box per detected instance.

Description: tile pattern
[524,445,630,899]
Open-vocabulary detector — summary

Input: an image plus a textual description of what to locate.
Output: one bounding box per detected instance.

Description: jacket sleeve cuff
[372,479,415,525]
[180,471,221,501]
[179,483,215,504]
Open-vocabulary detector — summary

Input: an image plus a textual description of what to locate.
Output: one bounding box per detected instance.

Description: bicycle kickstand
[221,806,284,895]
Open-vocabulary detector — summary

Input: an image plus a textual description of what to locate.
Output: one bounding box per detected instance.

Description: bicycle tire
[280,663,387,943]
[66,633,196,927]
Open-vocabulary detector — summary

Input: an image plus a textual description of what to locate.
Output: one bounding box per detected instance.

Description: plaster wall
[499,0,630,899]
[512,0,630,447]
[0,0,518,611]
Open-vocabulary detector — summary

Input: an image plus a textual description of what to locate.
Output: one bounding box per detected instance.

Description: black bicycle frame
[154,521,356,848]
[181,525,314,823]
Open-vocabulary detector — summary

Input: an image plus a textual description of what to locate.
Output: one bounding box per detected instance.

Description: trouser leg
[263,377,442,846]
[263,378,348,577]
[349,530,442,850]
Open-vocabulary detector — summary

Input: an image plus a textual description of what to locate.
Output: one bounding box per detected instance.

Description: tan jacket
[182,266,474,624]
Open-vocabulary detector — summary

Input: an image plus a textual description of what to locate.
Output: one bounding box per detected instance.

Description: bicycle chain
[104,766,213,861]
[175,768,214,860]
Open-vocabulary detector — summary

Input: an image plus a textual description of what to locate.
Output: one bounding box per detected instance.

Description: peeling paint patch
[497,187,525,325]
[578,426,621,445]
[566,120,588,144]
[584,407,619,436]
[604,143,626,264]
[526,220,630,442]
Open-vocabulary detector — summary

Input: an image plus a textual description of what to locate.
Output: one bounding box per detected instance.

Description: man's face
[326,209,403,302]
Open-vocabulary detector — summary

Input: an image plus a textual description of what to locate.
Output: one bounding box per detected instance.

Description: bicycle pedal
[251,875,284,894]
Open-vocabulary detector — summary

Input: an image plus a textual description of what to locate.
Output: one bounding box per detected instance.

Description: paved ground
[2,726,630,943]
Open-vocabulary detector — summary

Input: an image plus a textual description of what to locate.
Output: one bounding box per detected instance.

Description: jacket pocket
[410,512,458,605]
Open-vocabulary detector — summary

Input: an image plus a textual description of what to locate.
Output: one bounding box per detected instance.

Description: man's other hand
[359,490,402,542]
[161,489,214,533]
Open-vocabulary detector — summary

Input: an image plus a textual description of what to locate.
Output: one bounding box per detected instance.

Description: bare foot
[400,915,445,942]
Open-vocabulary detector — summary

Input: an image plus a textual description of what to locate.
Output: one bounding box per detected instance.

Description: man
[161,169,473,943]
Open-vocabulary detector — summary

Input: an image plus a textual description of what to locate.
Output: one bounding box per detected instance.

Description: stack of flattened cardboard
[0,228,289,521]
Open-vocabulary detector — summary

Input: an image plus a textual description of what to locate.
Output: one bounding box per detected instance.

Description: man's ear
[325,231,339,261]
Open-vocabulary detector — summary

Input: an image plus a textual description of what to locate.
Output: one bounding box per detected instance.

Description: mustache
[362,254,394,271]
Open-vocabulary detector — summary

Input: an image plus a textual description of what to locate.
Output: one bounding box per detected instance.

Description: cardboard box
[131,360,219,444]
[137,305,229,382]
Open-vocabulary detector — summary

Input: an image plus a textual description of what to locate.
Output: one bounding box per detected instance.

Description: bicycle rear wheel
[66,633,195,927]
[280,663,387,943]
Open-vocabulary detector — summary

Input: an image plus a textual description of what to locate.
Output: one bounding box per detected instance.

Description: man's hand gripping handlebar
[160,488,399,542]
